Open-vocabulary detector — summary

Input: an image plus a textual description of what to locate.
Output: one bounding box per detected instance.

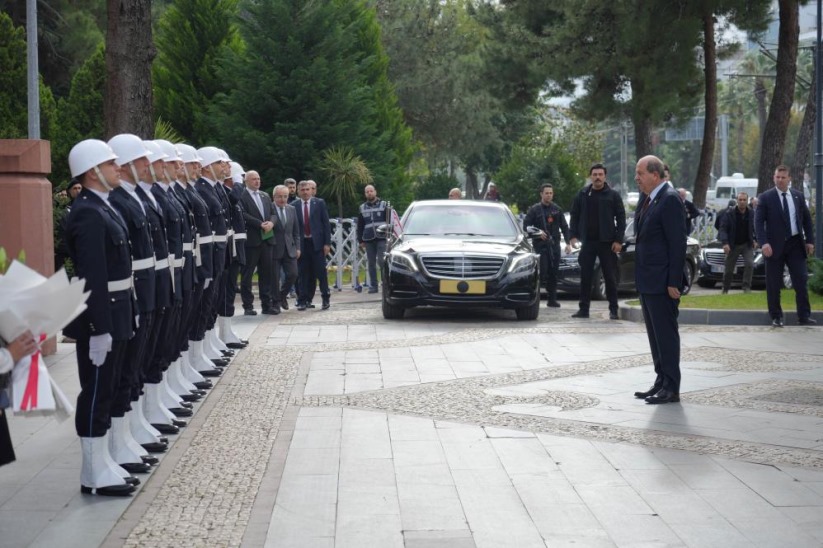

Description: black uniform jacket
[109,185,157,314]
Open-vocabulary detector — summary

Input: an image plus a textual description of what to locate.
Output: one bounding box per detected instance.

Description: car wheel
[381,288,405,319]
[681,262,694,296]
[515,297,540,321]
[592,267,606,300]
[697,279,716,288]
[783,265,793,289]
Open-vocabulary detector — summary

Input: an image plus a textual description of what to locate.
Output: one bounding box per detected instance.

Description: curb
[618,300,822,326]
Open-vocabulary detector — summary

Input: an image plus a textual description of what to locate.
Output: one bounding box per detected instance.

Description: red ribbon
[20,334,47,411]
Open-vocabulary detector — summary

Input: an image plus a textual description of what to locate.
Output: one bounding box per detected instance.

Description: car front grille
[704,249,748,268]
[420,254,505,279]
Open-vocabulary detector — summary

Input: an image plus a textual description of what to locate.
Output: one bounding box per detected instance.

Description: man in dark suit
[271,184,301,311]
[755,165,816,327]
[523,183,572,307]
[65,139,136,496]
[633,155,687,405]
[240,170,275,314]
[293,180,332,310]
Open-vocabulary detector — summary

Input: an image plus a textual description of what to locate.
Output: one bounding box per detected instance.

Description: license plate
[711,265,724,273]
[440,280,486,294]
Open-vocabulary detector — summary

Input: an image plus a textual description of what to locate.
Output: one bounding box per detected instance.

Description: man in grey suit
[271,185,301,311]
[239,170,275,314]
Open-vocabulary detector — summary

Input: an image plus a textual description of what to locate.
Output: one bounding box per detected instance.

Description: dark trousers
[273,255,298,307]
[722,243,754,291]
[537,244,560,303]
[177,288,193,352]
[147,301,181,383]
[765,236,811,320]
[188,282,206,341]
[578,241,618,312]
[75,338,127,437]
[194,278,219,340]
[364,239,386,288]
[220,261,242,317]
[143,307,168,384]
[639,293,681,393]
[241,245,273,310]
[298,239,329,305]
[114,311,154,413]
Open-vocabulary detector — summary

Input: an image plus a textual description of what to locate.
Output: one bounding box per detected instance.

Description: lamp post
[26,0,40,139]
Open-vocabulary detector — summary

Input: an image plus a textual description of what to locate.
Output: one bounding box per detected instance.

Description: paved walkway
[2,291,822,547]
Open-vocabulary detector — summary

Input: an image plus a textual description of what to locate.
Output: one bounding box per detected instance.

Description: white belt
[108,278,132,292]
[173,257,184,268]
[233,232,247,241]
[227,228,235,237]
[213,234,228,243]
[183,242,194,251]
[198,235,214,244]
[132,257,155,271]
[154,258,170,270]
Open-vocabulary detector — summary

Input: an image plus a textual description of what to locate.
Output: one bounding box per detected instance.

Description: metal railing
[328,218,370,291]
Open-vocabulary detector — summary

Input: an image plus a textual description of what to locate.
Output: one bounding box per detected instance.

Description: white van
[709,173,758,211]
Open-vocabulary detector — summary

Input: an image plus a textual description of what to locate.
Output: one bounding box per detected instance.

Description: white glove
[89,333,113,367]
[204,278,211,289]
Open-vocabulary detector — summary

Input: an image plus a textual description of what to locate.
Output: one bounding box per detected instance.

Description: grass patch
[628,289,823,310]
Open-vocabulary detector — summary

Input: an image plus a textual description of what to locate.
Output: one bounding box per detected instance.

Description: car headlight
[388,251,418,273]
[508,253,538,274]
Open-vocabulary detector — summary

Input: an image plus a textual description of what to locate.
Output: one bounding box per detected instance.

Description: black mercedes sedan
[557,217,700,299]
[380,200,541,320]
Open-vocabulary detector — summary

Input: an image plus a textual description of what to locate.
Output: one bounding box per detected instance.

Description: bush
[808,257,823,296]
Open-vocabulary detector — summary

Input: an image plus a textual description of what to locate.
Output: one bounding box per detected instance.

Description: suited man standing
[755,165,816,327]
[271,185,301,310]
[294,180,332,310]
[240,170,275,314]
[633,155,687,405]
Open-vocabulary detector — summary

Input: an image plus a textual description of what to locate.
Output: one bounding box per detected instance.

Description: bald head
[635,155,666,196]
[246,170,261,191]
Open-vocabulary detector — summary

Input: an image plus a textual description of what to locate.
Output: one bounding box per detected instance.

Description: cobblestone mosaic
[688,380,823,418]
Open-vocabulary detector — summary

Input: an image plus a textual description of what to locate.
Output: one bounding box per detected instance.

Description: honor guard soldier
[217,152,249,347]
[64,139,137,496]
[523,183,572,308]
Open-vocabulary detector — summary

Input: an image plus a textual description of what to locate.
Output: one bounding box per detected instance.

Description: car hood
[393,236,525,255]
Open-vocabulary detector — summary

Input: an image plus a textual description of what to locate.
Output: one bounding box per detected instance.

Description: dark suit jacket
[755,187,814,258]
[136,185,172,309]
[240,189,274,247]
[271,203,300,259]
[635,184,687,294]
[109,186,157,314]
[64,189,134,341]
[293,197,331,252]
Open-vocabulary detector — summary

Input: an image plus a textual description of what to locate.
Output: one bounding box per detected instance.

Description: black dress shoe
[141,455,159,466]
[645,389,680,404]
[171,418,187,428]
[190,389,207,397]
[179,401,193,409]
[181,393,201,402]
[119,461,151,474]
[152,422,180,435]
[571,310,589,318]
[308,303,316,309]
[199,368,222,377]
[547,301,561,308]
[141,441,168,453]
[124,476,140,486]
[193,380,213,389]
[798,317,817,325]
[226,342,245,349]
[263,308,281,315]
[296,303,307,311]
[281,299,289,310]
[609,311,619,320]
[211,358,229,367]
[322,300,330,310]
[169,407,193,417]
[243,309,257,316]
[221,349,235,357]
[772,317,784,328]
[81,483,135,496]
[634,385,661,399]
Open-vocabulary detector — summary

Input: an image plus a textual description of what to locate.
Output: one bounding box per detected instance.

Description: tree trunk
[756,0,799,194]
[755,77,768,157]
[465,165,479,200]
[105,0,156,138]
[792,55,816,192]
[632,116,653,159]
[693,13,717,210]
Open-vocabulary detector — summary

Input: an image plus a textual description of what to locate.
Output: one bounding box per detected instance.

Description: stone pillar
[0,139,56,355]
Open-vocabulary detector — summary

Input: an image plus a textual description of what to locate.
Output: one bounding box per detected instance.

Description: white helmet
[230,162,245,179]
[108,134,150,166]
[142,140,167,163]
[218,148,232,162]
[177,143,202,164]
[68,139,118,178]
[197,146,223,167]
[155,139,181,161]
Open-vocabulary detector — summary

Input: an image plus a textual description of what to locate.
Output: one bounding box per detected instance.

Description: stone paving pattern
[1,295,822,547]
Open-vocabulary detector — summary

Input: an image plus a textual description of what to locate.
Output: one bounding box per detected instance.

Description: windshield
[403,204,518,237]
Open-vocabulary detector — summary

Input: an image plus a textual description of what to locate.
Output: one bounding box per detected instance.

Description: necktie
[303,201,311,237]
[279,207,286,226]
[782,192,792,235]
[254,191,264,218]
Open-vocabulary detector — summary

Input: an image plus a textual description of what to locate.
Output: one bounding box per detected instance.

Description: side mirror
[376,224,391,237]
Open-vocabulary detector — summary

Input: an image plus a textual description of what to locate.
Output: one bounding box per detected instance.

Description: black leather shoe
[645,389,680,404]
[281,299,289,310]
[609,311,619,320]
[190,389,207,397]
[170,407,193,418]
[772,317,784,328]
[308,303,316,309]
[571,310,589,318]
[211,358,229,367]
[141,441,168,453]
[221,349,235,357]
[322,300,330,310]
[798,317,817,325]
[124,476,140,486]
[193,380,213,389]
[179,401,193,409]
[263,308,281,315]
[226,342,245,349]
[81,483,135,496]
[547,301,561,308]
[172,418,187,428]
[634,385,661,399]
[120,461,151,474]
[243,309,257,316]
[181,393,201,402]
[152,423,180,435]
[141,455,159,466]
[297,303,307,311]
[198,368,222,377]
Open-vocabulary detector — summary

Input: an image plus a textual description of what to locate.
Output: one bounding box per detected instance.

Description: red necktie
[303,201,311,237]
